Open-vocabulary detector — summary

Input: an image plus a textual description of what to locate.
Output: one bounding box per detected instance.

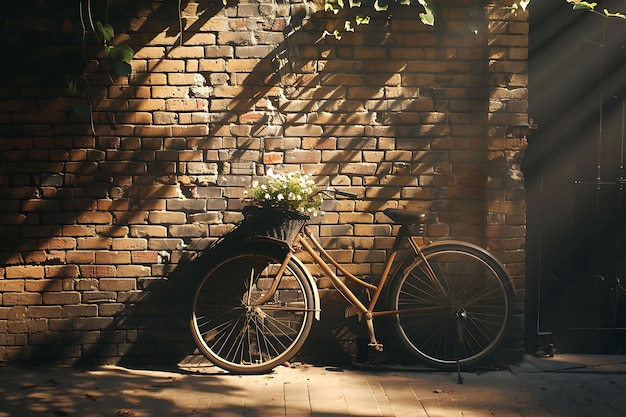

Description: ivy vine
[320,0,625,39]
[67,0,135,99]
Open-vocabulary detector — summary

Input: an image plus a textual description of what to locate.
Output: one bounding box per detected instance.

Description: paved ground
[2,354,626,416]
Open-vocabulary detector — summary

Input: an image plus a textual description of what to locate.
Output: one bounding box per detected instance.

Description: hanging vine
[319,0,625,39]
[67,0,134,99]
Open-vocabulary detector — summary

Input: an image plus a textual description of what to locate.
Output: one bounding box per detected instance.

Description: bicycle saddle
[383,208,431,225]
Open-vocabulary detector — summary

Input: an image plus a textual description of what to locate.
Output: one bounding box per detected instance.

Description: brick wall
[0,0,528,365]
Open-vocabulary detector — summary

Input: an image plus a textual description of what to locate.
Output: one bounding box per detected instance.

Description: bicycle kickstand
[455,311,465,384]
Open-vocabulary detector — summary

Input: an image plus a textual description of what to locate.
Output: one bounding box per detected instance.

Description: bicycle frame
[296,225,446,316]
[191,204,515,376]
[252,224,445,349]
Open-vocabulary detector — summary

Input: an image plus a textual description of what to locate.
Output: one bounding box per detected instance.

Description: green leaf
[604,9,626,18]
[418,0,435,26]
[96,21,115,43]
[566,0,597,11]
[324,2,340,14]
[67,75,89,97]
[110,61,132,78]
[109,44,135,64]
[419,12,435,25]
[374,0,388,12]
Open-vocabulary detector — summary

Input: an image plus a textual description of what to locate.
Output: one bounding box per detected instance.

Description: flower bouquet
[244,169,323,217]
[242,169,323,244]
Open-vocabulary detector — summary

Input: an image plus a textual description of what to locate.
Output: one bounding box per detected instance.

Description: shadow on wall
[0,0,232,366]
[0,0,491,367]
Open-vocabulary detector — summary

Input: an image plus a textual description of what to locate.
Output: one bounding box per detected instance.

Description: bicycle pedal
[368,342,384,352]
[345,305,363,320]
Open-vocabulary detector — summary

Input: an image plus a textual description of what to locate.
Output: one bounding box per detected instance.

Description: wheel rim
[395,249,510,366]
[192,253,311,371]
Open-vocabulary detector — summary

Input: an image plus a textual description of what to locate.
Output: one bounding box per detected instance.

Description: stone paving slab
[1,355,626,416]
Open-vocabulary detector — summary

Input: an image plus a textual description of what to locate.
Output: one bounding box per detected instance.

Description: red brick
[131,251,159,264]
[80,266,117,278]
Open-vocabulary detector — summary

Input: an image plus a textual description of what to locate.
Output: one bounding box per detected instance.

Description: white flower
[243,169,324,216]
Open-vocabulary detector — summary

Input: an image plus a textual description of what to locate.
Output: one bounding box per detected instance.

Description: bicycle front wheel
[190,250,314,374]
[389,243,514,369]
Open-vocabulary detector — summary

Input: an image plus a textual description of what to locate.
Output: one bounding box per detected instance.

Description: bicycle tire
[190,248,314,374]
[388,242,514,369]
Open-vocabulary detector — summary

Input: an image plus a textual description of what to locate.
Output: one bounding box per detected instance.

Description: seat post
[391,225,410,252]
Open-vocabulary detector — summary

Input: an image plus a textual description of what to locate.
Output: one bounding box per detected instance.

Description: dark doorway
[526,0,626,354]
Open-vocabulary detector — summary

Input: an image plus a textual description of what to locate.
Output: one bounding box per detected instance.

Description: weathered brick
[28,306,63,318]
[99,278,137,291]
[64,305,98,317]
[131,251,160,264]
[44,265,80,279]
[80,266,117,278]
[130,225,168,237]
[72,317,114,330]
[42,292,81,305]
[148,212,186,224]
[0,0,529,366]
[111,238,148,251]
[65,251,96,264]
[77,212,113,225]
[25,279,63,292]
[168,224,208,237]
[77,237,112,249]
[6,266,45,279]
[0,280,25,292]
[3,293,43,305]
[116,265,151,277]
[95,251,131,265]
[148,238,184,250]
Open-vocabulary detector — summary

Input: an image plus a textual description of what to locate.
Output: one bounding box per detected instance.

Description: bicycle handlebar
[313,187,357,200]
[332,189,357,199]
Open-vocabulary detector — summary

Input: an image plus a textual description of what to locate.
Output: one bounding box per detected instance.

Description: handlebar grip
[334,189,357,199]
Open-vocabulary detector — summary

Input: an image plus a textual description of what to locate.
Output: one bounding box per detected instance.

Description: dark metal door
[526,1,626,353]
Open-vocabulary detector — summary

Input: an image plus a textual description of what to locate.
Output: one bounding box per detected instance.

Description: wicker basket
[242,205,309,245]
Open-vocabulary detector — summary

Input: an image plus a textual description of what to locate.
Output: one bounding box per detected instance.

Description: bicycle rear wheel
[190,249,314,374]
[389,243,514,369]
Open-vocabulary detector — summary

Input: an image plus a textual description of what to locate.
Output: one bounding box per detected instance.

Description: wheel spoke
[392,245,512,368]
[190,250,313,373]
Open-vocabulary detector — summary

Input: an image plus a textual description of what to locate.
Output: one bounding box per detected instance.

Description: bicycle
[189,189,515,381]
